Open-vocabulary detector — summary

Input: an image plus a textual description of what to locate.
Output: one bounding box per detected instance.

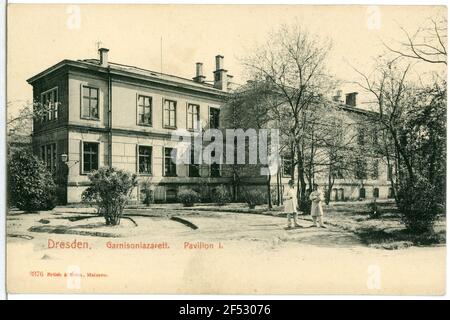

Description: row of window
[82,142,221,177]
[281,157,394,180]
[331,187,394,201]
[39,86,221,129]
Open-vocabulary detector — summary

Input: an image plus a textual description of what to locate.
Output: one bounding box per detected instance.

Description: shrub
[243,189,265,209]
[86,167,137,225]
[367,200,381,219]
[178,189,200,207]
[213,185,231,206]
[8,150,57,211]
[81,186,103,214]
[397,176,440,233]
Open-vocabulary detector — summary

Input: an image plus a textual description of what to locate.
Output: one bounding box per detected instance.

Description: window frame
[162,98,177,129]
[81,85,100,121]
[136,94,153,127]
[208,106,220,129]
[82,141,100,174]
[163,147,177,177]
[186,103,200,131]
[282,156,293,178]
[188,146,200,177]
[41,143,57,173]
[40,87,59,122]
[137,145,153,175]
[371,159,379,180]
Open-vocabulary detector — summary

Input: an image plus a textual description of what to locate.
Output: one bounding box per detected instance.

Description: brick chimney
[99,48,109,67]
[345,92,358,107]
[213,55,228,91]
[193,62,206,83]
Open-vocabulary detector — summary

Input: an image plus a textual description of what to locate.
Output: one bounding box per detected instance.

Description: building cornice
[27,60,228,100]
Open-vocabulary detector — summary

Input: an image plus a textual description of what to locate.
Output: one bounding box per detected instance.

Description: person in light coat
[309,184,326,228]
[283,180,301,229]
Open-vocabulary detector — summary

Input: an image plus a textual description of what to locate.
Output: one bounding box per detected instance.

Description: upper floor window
[82,86,99,120]
[137,95,152,126]
[209,107,220,129]
[164,147,177,177]
[41,88,58,122]
[357,127,365,146]
[163,99,177,128]
[371,159,379,180]
[282,157,292,177]
[83,142,99,173]
[387,163,394,180]
[355,159,367,180]
[138,145,152,174]
[187,103,200,131]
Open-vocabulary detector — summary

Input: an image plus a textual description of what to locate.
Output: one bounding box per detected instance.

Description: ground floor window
[388,187,395,198]
[41,143,57,173]
[83,142,99,173]
[189,147,200,177]
[373,187,379,198]
[138,146,152,174]
[359,187,366,199]
[164,147,177,176]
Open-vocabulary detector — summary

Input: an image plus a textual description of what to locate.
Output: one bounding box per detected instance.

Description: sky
[7,4,447,116]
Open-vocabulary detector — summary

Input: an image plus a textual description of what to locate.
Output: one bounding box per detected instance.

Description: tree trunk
[267,173,272,209]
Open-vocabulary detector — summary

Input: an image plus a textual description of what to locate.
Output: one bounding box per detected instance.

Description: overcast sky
[7,4,446,116]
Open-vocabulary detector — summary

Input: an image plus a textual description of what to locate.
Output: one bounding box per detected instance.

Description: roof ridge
[79,58,216,88]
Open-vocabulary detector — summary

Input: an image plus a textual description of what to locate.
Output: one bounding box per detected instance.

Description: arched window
[359,188,366,199]
[373,188,379,198]
[388,187,395,199]
[332,188,338,201]
[338,188,344,201]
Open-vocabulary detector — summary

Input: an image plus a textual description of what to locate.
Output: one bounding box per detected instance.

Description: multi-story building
[28,48,393,204]
[28,48,234,204]
[226,88,394,203]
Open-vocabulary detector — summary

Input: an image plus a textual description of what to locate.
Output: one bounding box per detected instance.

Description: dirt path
[6,209,446,295]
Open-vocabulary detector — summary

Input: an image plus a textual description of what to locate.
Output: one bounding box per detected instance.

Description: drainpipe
[107,67,112,168]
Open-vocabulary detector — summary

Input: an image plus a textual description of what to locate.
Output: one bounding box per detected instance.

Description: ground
[6,202,446,295]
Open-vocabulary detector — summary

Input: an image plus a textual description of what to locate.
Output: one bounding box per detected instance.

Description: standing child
[309,184,326,228]
[283,180,301,229]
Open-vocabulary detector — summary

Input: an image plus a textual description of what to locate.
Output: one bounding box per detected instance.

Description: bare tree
[243,24,335,212]
[384,16,447,65]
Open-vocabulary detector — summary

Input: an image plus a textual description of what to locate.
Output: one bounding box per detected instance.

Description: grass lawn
[313,201,446,249]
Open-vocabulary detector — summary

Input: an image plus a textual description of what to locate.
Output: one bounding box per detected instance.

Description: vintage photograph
[5,4,447,294]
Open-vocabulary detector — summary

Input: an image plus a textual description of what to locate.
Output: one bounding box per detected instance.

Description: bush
[8,150,57,211]
[81,186,102,214]
[397,177,440,233]
[86,167,137,225]
[213,185,231,206]
[367,200,381,219]
[243,189,265,209]
[178,189,200,207]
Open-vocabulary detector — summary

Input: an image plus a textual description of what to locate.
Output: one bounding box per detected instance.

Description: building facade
[29,49,234,204]
[29,49,393,204]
